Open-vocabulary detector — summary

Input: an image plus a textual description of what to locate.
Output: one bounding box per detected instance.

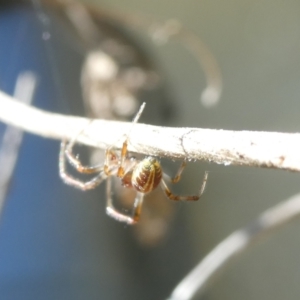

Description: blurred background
[0,0,300,299]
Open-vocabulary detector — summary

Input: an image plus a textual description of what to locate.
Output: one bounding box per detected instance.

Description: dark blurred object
[0,0,24,9]
[45,0,174,122]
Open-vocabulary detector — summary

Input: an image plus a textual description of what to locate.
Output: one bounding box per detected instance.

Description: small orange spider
[59,103,208,225]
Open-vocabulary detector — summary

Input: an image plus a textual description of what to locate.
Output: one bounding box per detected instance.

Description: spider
[59,103,208,225]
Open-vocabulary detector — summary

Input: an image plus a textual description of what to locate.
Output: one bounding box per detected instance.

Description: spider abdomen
[132,157,162,193]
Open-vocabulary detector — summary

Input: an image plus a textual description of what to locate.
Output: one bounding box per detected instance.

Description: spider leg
[105,176,144,225]
[59,141,108,190]
[115,102,146,178]
[104,147,119,175]
[160,171,208,201]
[63,138,104,174]
[171,160,187,183]
[61,119,105,174]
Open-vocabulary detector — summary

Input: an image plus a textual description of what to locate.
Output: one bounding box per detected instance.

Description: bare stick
[168,192,300,300]
[0,90,300,172]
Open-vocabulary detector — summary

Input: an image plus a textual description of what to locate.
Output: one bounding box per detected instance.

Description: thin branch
[0,90,300,172]
[168,191,300,300]
[0,73,37,214]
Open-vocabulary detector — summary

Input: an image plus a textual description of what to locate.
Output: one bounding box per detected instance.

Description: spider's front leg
[59,140,107,190]
[117,139,128,178]
[109,102,146,178]
[64,133,104,174]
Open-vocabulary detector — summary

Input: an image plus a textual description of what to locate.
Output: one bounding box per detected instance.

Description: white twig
[0,90,300,172]
[0,73,37,213]
[168,192,300,300]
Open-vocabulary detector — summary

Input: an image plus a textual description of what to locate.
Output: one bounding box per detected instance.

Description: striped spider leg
[161,161,209,201]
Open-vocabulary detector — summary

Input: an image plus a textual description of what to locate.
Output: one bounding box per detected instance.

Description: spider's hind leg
[171,160,187,183]
[161,171,208,201]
